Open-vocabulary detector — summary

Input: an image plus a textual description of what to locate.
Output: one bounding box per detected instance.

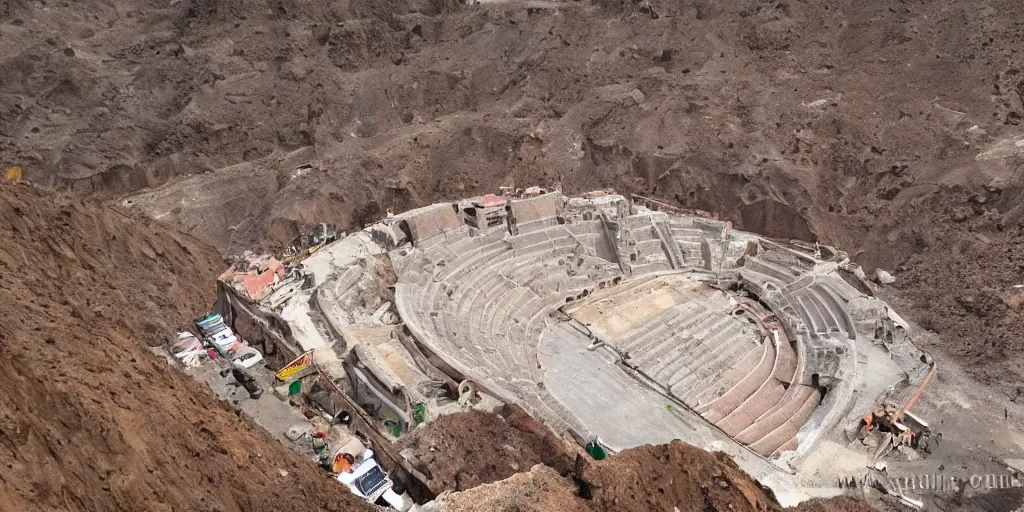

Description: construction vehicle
[852,400,931,463]
[195,313,239,355]
[336,452,409,510]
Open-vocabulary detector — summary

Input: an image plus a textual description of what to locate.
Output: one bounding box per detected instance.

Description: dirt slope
[581,441,783,512]
[0,182,370,511]
[398,408,574,494]
[433,440,876,512]
[434,464,594,512]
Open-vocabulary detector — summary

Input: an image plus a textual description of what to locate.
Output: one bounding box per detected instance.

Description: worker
[332,453,356,473]
[311,431,329,454]
[360,442,375,464]
[230,361,262,399]
[231,360,255,384]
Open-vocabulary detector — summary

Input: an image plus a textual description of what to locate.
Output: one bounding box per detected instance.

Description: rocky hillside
[430,438,876,512]
[0,182,371,511]
[2,0,1021,391]
[3,0,1024,490]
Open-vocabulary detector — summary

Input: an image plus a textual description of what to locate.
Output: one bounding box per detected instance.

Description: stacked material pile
[219,254,288,301]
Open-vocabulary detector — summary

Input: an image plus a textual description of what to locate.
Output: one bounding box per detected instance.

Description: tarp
[399,204,462,243]
[276,350,314,381]
[510,192,562,224]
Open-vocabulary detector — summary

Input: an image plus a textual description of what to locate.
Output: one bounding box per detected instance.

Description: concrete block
[874,268,896,285]
[273,382,292,400]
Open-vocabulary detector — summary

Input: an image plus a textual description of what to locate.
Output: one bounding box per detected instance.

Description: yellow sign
[5,167,22,182]
[276,350,313,381]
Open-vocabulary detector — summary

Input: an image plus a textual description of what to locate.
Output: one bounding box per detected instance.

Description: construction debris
[874,268,897,285]
[855,400,932,464]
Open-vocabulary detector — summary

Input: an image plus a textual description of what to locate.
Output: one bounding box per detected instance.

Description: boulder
[285,423,314,441]
[852,266,867,280]
[874,268,896,285]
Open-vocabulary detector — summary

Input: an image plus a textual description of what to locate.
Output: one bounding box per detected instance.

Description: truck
[336,454,409,511]
[195,313,239,355]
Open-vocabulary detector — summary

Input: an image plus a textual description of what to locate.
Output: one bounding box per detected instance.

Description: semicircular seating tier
[557,271,824,458]
[394,219,623,435]
[386,194,918,461]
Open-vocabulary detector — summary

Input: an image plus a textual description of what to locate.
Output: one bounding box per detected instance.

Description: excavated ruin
[4,0,1024,510]
[214,189,929,504]
[3,0,1024,393]
[0,181,883,511]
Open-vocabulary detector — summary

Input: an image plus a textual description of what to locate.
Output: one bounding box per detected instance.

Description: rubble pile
[397,409,574,494]
[430,440,878,512]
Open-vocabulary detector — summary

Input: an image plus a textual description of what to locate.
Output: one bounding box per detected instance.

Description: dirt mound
[581,441,781,512]
[398,408,574,494]
[434,440,874,512]
[434,464,597,512]
[788,497,877,512]
[0,182,371,511]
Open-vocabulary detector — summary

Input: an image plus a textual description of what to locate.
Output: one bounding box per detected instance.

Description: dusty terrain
[431,440,877,512]
[3,0,1024,509]
[580,441,784,512]
[398,408,573,494]
[401,411,880,512]
[0,182,371,511]
[2,0,1023,394]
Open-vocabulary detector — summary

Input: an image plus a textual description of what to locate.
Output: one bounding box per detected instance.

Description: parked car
[230,346,265,369]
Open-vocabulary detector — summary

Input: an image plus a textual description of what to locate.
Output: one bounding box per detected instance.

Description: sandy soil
[398,407,574,494]
[433,439,877,512]
[0,182,372,511]
[580,440,783,511]
[433,464,594,512]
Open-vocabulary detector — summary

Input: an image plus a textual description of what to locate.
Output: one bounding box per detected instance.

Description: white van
[196,314,239,355]
[208,328,238,354]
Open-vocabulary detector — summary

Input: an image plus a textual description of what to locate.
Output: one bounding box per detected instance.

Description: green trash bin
[288,379,302,395]
[586,441,607,460]
[384,419,402,438]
